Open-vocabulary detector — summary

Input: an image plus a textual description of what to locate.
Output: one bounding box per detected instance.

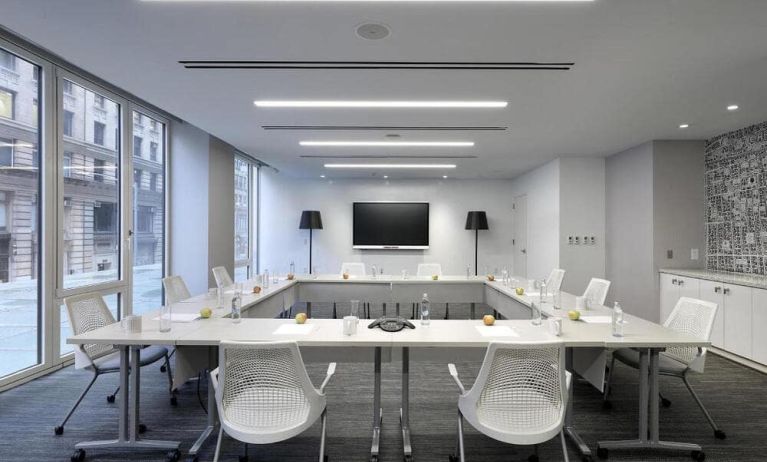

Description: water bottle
[466,265,471,279]
[263,269,270,289]
[371,265,377,279]
[231,283,242,324]
[420,293,431,326]
[531,302,542,326]
[612,302,624,337]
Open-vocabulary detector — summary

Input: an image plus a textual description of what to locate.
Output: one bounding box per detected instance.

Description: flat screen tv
[353,202,429,249]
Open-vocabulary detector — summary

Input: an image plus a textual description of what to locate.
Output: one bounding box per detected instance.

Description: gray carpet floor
[1,302,765,462]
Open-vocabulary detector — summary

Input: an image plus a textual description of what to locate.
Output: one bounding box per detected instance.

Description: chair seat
[613,348,689,375]
[92,345,169,372]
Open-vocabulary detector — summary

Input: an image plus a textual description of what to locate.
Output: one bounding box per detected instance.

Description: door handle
[672,278,678,285]
[678,279,684,286]
[714,286,721,293]
[723,287,730,295]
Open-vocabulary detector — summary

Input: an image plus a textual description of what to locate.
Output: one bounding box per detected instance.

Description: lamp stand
[308,228,313,274]
[474,228,479,276]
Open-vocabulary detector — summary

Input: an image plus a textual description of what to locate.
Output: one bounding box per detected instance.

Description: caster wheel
[602,400,612,410]
[170,395,178,406]
[691,450,705,461]
[71,448,85,462]
[597,446,608,459]
[324,456,329,462]
[371,456,379,462]
[166,449,181,462]
[238,456,249,462]
[404,456,413,462]
[185,457,199,462]
[138,423,147,434]
[528,455,539,462]
[107,394,116,403]
[581,456,594,462]
[661,398,672,408]
[161,365,167,373]
[449,456,459,462]
[714,430,726,440]
[54,425,64,436]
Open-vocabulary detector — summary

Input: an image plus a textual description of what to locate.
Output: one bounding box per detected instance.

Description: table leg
[400,347,413,460]
[371,347,382,461]
[307,301,312,318]
[597,348,703,457]
[470,303,476,320]
[74,345,181,454]
[189,347,219,457]
[563,348,593,459]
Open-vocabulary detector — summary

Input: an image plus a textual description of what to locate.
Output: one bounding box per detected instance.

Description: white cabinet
[659,273,700,323]
[698,279,725,348]
[752,288,767,364]
[722,284,753,358]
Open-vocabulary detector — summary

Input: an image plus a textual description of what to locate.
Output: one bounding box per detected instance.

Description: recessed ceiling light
[254,100,507,108]
[679,124,690,129]
[147,0,593,3]
[383,175,389,179]
[320,175,326,178]
[727,105,739,111]
[300,141,474,147]
[325,163,456,169]
[442,175,448,179]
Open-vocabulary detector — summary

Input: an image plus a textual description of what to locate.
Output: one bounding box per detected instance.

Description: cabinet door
[677,276,700,299]
[752,288,767,365]
[698,279,725,348]
[723,283,753,358]
[659,273,679,324]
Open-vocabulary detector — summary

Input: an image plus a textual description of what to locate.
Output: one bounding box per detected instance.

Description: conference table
[68,274,708,462]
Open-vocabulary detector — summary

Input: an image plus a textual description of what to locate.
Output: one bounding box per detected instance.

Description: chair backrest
[214,341,325,444]
[163,275,191,304]
[340,262,366,277]
[64,292,118,368]
[663,297,718,372]
[545,269,566,293]
[212,266,234,288]
[583,277,611,306]
[417,263,443,277]
[460,341,567,445]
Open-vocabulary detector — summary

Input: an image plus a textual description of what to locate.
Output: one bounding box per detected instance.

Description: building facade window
[62,79,73,95]
[93,121,105,146]
[94,94,105,108]
[94,159,105,182]
[136,205,154,233]
[63,152,72,178]
[133,136,142,158]
[0,50,16,70]
[150,172,158,192]
[0,88,14,119]
[63,110,74,136]
[150,141,157,161]
[93,202,116,233]
[0,137,12,166]
[134,168,142,188]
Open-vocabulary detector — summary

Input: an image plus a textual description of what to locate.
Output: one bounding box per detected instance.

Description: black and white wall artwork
[705,121,767,275]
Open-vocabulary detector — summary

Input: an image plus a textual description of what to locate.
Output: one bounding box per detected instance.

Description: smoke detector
[356,23,391,41]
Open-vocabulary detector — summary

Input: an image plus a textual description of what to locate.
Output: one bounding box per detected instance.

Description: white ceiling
[3,0,767,179]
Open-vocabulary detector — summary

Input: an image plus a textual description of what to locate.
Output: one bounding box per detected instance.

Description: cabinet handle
[678,279,684,286]
[671,278,678,285]
[714,286,721,293]
[723,287,730,295]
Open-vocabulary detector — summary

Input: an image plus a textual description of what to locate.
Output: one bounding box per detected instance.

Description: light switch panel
[691,248,699,260]
[667,249,673,259]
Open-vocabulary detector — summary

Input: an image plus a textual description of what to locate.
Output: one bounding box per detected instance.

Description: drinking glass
[216,286,224,310]
[553,289,562,310]
[350,300,360,318]
[531,301,542,326]
[159,304,172,332]
[402,269,409,280]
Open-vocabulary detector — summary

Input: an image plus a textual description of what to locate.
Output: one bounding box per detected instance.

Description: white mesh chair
[583,278,611,306]
[448,341,571,462]
[55,293,173,436]
[335,263,368,318]
[212,266,234,289]
[163,275,191,304]
[415,263,452,319]
[545,269,566,293]
[603,297,725,439]
[210,341,337,462]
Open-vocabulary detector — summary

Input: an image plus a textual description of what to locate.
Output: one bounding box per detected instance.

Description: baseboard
[0,358,74,393]
[710,347,767,374]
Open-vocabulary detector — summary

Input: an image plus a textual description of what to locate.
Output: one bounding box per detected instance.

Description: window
[93,202,117,233]
[136,206,154,233]
[63,110,74,136]
[0,50,41,378]
[62,79,73,95]
[133,136,142,158]
[93,121,105,146]
[0,137,12,166]
[234,156,256,281]
[0,88,14,119]
[94,159,105,182]
[134,168,142,188]
[131,112,166,315]
[63,152,73,178]
[94,94,105,108]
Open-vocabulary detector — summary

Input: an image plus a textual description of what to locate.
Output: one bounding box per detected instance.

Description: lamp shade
[299,210,323,230]
[465,211,489,230]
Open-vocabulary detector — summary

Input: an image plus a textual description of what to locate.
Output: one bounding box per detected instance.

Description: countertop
[659,268,767,290]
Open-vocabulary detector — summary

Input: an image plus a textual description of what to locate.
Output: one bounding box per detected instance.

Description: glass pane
[234,157,249,281]
[60,293,119,356]
[61,80,121,289]
[131,112,164,314]
[0,50,41,377]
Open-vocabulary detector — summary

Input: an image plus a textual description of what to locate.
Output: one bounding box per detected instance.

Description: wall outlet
[667,249,673,259]
[590,236,596,245]
[691,248,699,260]
[568,236,574,245]
[575,236,581,245]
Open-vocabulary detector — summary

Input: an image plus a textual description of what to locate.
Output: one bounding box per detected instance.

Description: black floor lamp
[465,211,489,276]
[300,211,323,274]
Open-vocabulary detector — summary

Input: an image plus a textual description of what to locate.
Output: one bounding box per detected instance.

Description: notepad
[475,326,519,337]
[152,313,200,323]
[273,324,316,335]
[580,316,613,324]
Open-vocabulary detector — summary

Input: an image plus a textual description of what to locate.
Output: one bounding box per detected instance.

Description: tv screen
[353,202,429,249]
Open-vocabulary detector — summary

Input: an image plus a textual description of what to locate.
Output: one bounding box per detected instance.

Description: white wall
[508,159,560,281]
[259,172,515,276]
[559,157,606,294]
[207,136,235,288]
[169,121,210,295]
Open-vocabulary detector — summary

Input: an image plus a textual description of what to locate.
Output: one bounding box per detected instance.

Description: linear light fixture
[325,163,456,169]
[255,100,507,108]
[150,0,591,3]
[301,141,474,147]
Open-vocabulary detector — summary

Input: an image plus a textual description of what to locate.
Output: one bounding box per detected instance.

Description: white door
[512,195,527,278]
[698,279,725,348]
[752,288,767,365]
[723,283,753,358]
[659,273,679,324]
